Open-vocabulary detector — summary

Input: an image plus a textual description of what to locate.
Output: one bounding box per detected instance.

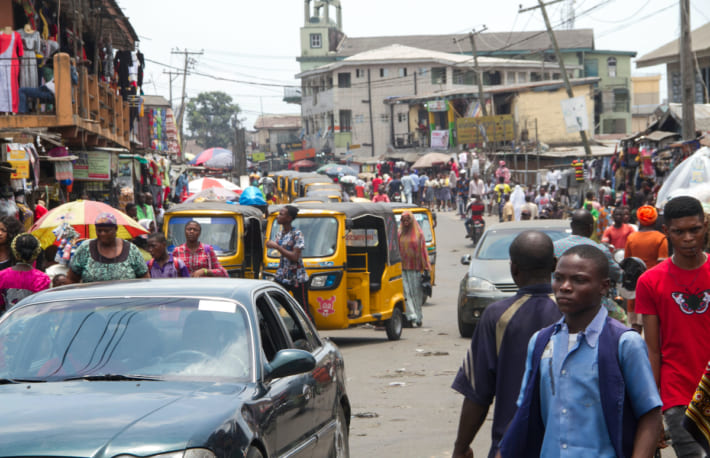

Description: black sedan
[0,279,350,458]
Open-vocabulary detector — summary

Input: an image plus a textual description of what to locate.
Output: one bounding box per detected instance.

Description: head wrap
[499,160,506,166]
[637,205,658,226]
[95,212,117,226]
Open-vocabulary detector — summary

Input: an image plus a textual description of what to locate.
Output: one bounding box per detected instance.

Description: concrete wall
[512,84,595,145]
[632,75,661,106]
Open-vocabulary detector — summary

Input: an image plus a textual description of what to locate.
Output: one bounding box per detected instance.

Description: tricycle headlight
[115,450,216,458]
[310,272,340,289]
[466,276,497,293]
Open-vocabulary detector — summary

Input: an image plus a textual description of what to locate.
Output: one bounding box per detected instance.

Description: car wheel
[385,306,403,341]
[457,305,474,338]
[332,404,350,458]
[246,446,264,458]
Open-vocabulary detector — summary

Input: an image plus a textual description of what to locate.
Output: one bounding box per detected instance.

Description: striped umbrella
[188,177,240,194]
[189,148,232,166]
[30,200,149,249]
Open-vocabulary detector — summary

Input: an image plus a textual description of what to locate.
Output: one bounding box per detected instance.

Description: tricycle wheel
[385,306,403,341]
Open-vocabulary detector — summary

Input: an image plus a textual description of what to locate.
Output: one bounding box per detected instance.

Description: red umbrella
[190,148,232,166]
[291,159,316,170]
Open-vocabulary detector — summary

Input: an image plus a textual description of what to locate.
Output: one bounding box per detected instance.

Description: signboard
[345,229,379,247]
[427,100,448,112]
[457,115,514,144]
[251,152,266,162]
[73,151,111,181]
[560,96,589,133]
[291,148,316,161]
[430,130,450,149]
[116,158,133,188]
[5,143,29,179]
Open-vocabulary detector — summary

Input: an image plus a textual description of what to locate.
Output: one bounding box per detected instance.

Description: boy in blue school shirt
[498,244,662,458]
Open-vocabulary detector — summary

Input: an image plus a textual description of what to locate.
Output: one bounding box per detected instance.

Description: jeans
[404,190,412,204]
[19,86,54,114]
[664,405,705,457]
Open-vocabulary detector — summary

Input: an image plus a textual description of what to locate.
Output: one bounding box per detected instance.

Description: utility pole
[680,0,696,140]
[162,70,180,107]
[521,0,592,158]
[171,48,203,161]
[467,27,488,116]
[365,68,375,157]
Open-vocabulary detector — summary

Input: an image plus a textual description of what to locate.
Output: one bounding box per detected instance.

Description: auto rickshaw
[304,189,343,202]
[269,170,298,203]
[298,176,333,197]
[289,173,325,202]
[164,202,264,278]
[263,203,407,340]
[387,203,438,287]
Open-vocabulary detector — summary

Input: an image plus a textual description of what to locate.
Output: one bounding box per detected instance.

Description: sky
[117,0,710,130]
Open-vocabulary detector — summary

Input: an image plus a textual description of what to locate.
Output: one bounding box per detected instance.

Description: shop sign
[430,130,450,149]
[560,96,589,133]
[291,148,316,161]
[427,100,448,112]
[116,158,133,188]
[5,143,29,179]
[251,152,266,162]
[456,115,514,144]
[73,151,111,181]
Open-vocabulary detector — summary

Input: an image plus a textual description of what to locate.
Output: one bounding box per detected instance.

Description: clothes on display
[18,25,40,88]
[0,30,24,113]
[572,158,585,182]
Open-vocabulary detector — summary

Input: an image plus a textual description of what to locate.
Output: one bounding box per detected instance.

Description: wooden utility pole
[172,48,203,161]
[680,0,696,140]
[467,27,489,116]
[520,0,593,158]
[162,70,180,107]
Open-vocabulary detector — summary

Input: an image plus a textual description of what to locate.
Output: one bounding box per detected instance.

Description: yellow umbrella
[30,200,149,249]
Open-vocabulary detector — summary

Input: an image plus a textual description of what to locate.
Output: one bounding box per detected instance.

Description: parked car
[457,220,571,337]
[0,279,350,458]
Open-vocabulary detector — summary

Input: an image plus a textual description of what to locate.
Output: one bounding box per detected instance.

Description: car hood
[0,380,248,457]
[467,258,512,285]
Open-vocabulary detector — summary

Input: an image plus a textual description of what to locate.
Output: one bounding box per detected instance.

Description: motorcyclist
[387,173,403,202]
[464,196,486,242]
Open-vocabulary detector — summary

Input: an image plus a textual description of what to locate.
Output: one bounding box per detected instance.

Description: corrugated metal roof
[636,22,710,67]
[253,115,302,130]
[667,103,710,131]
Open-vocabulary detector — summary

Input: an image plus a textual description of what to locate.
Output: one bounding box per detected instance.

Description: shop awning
[640,131,679,142]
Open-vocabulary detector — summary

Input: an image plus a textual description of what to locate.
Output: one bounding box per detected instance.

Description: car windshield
[268,217,338,258]
[394,212,433,243]
[0,297,252,382]
[167,216,237,255]
[476,228,571,260]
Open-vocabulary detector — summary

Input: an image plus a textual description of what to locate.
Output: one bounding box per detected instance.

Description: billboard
[456,114,514,144]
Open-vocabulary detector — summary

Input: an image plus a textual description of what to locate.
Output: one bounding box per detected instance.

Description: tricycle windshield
[268,216,339,258]
[0,298,252,382]
[167,216,238,255]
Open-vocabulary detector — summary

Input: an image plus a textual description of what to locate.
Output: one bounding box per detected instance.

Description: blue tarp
[239,186,267,206]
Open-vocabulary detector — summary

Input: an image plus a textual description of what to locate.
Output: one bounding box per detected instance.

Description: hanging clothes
[0,31,24,112]
[18,28,40,88]
[114,50,133,100]
[571,159,585,182]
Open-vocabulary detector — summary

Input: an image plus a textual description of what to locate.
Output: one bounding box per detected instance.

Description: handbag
[421,270,432,297]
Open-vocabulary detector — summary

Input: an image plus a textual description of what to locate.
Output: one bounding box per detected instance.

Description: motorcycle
[464,198,486,244]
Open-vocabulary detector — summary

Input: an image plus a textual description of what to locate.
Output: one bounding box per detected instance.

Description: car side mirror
[264,349,316,381]
[461,254,472,265]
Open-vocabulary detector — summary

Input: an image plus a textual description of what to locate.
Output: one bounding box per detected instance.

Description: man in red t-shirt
[372,175,383,199]
[602,206,635,249]
[636,196,710,457]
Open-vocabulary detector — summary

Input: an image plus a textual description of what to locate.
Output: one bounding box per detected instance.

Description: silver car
[457,220,571,337]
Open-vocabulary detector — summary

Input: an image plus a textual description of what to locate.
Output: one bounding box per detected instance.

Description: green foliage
[185,91,241,149]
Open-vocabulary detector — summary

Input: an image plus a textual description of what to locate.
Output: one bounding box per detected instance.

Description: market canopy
[656,147,710,208]
[188,177,240,194]
[189,148,232,166]
[411,152,453,168]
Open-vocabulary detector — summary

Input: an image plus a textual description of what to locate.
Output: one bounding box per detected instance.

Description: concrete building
[253,115,303,155]
[636,21,710,105]
[631,75,661,133]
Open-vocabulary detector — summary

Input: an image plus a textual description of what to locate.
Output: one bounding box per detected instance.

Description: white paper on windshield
[192,217,211,225]
[198,300,236,314]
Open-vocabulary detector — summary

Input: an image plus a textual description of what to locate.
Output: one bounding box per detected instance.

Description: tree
[185,91,241,149]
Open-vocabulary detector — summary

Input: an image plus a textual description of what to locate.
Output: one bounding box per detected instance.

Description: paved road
[322,209,496,457]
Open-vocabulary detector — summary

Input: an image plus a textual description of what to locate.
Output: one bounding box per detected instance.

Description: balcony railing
[0,53,130,148]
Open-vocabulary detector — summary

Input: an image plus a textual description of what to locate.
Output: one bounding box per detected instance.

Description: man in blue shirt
[417,171,428,205]
[499,244,661,458]
[451,231,562,458]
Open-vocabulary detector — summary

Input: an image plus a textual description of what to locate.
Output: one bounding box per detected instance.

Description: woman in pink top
[0,233,50,314]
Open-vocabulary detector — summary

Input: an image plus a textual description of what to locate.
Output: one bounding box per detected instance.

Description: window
[380,114,390,123]
[506,72,516,85]
[530,72,542,82]
[613,88,629,112]
[397,112,407,123]
[379,68,388,78]
[607,57,617,78]
[354,114,365,124]
[398,68,408,77]
[553,73,561,80]
[418,67,427,76]
[453,69,475,85]
[356,69,364,78]
[518,72,527,83]
[431,67,447,84]
[267,291,320,351]
[337,72,351,88]
[339,110,352,132]
[584,59,598,77]
[310,33,322,48]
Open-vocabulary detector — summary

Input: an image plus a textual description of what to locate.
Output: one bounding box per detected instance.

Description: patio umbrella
[411,152,454,169]
[323,165,357,177]
[316,163,340,173]
[188,177,240,194]
[292,159,316,169]
[656,147,710,208]
[204,154,233,170]
[31,201,148,249]
[184,187,241,203]
[189,147,232,166]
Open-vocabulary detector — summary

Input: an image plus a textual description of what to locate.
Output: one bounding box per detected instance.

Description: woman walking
[0,216,25,271]
[266,205,311,319]
[398,211,431,327]
[0,233,50,313]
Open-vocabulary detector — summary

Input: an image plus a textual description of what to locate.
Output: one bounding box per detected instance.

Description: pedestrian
[0,233,50,314]
[34,199,48,221]
[372,185,390,203]
[534,187,550,213]
[136,192,155,223]
[502,194,514,222]
[68,213,149,283]
[266,205,311,319]
[388,173,402,201]
[499,244,662,458]
[0,216,24,271]
[623,205,668,332]
[602,206,635,249]
[510,185,526,221]
[124,202,138,220]
[417,171,428,205]
[52,273,70,288]
[425,174,436,210]
[410,169,420,204]
[493,177,510,221]
[397,211,431,327]
[636,196,710,457]
[456,174,468,217]
[451,231,561,458]
[522,194,538,220]
[372,174,383,198]
[401,170,413,204]
[146,232,190,278]
[684,361,710,455]
[172,220,228,278]
[468,172,486,201]
[495,160,510,184]
[449,167,458,210]
[553,209,626,323]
